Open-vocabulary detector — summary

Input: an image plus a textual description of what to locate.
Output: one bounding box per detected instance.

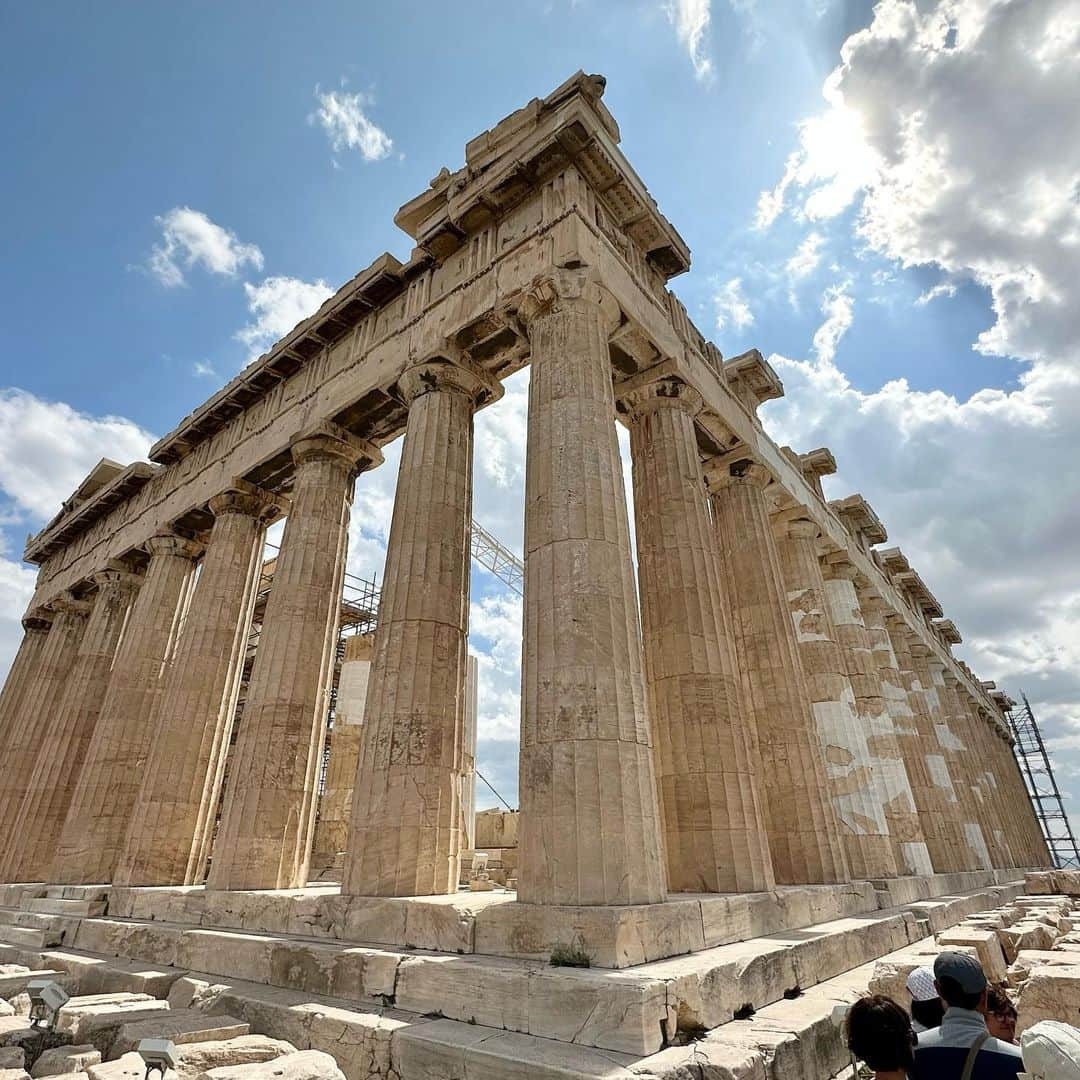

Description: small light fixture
[27,978,69,1030]
[137,1038,180,1079]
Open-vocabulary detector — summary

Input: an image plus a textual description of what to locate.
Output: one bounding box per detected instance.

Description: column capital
[208,480,288,523]
[703,457,771,494]
[518,267,620,335]
[91,567,143,594]
[145,534,204,561]
[398,355,502,408]
[908,639,933,659]
[290,421,383,473]
[771,515,819,542]
[617,375,703,421]
[21,610,54,632]
[821,553,859,582]
[52,592,92,619]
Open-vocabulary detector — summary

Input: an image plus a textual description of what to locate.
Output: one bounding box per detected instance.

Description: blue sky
[2,1,1078,837]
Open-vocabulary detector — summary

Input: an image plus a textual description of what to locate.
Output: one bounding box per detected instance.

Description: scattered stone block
[937,927,1008,983]
[196,1050,344,1078]
[0,1050,23,1070]
[111,1013,249,1056]
[30,1045,100,1078]
[999,921,1057,963]
[58,1002,171,1057]
[172,1035,296,1078]
[1017,963,1080,1034]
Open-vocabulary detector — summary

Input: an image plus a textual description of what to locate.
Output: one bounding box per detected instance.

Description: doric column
[961,698,1014,867]
[933,666,993,870]
[116,485,281,886]
[0,613,53,752]
[907,642,981,872]
[313,633,375,871]
[0,597,90,875]
[965,700,1016,866]
[344,356,496,897]
[773,519,896,880]
[708,462,847,885]
[838,580,929,877]
[2,569,141,883]
[208,423,380,892]
[515,268,667,906]
[621,377,772,894]
[53,535,202,884]
[883,617,965,874]
[988,718,1045,867]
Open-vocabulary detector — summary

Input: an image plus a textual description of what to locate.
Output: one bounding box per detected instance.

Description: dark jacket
[913,1007,1023,1079]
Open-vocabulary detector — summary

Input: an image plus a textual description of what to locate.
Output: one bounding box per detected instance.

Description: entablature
[24,461,157,564]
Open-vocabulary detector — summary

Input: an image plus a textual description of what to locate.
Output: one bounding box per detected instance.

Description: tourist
[1020,1019,1080,1078]
[985,984,1018,1045]
[912,952,1024,1077]
[908,965,946,1033]
[846,994,917,1079]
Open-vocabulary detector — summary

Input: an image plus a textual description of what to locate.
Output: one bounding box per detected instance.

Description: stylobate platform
[0,874,1039,1078]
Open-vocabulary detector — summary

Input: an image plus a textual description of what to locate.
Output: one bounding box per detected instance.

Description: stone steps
[26,898,107,917]
[0,879,1028,1078]
[9,880,1023,1057]
[0,922,65,950]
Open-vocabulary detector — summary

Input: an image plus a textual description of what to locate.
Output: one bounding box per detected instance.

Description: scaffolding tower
[1007,692,1080,869]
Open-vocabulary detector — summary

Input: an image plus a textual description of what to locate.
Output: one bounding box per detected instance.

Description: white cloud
[192,360,217,378]
[785,231,825,282]
[0,389,154,523]
[756,0,1080,804]
[811,281,854,365]
[312,88,393,162]
[148,207,263,287]
[915,281,958,306]
[664,0,714,81]
[711,276,755,332]
[0,390,155,696]
[236,276,334,360]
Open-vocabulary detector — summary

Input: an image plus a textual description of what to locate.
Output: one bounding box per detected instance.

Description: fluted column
[826,570,924,877]
[516,268,667,906]
[2,570,141,882]
[313,633,374,870]
[857,590,933,875]
[708,462,847,885]
[53,536,201,884]
[961,699,1015,867]
[908,642,981,872]
[932,665,992,870]
[0,613,53,752]
[772,521,897,880]
[883,617,965,873]
[623,378,772,894]
[116,486,280,886]
[988,719,1046,867]
[0,598,89,869]
[344,357,496,897]
[208,423,379,892]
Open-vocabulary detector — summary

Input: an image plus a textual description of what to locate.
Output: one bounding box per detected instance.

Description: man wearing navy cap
[913,951,1024,1077]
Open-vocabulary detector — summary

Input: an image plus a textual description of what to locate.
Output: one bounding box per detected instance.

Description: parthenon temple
[0,73,1053,1079]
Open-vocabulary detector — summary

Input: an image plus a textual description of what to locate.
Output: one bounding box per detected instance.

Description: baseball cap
[906,966,937,1002]
[933,951,987,995]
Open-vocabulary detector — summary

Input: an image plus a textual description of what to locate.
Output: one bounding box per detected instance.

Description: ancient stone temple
[0,73,1052,1079]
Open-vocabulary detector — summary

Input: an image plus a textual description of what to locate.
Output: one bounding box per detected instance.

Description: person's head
[986,984,1018,1044]
[934,951,988,1011]
[907,965,945,1030]
[847,994,916,1073]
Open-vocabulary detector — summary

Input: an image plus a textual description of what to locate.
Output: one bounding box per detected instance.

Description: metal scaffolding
[1007,692,1080,869]
[470,519,524,597]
